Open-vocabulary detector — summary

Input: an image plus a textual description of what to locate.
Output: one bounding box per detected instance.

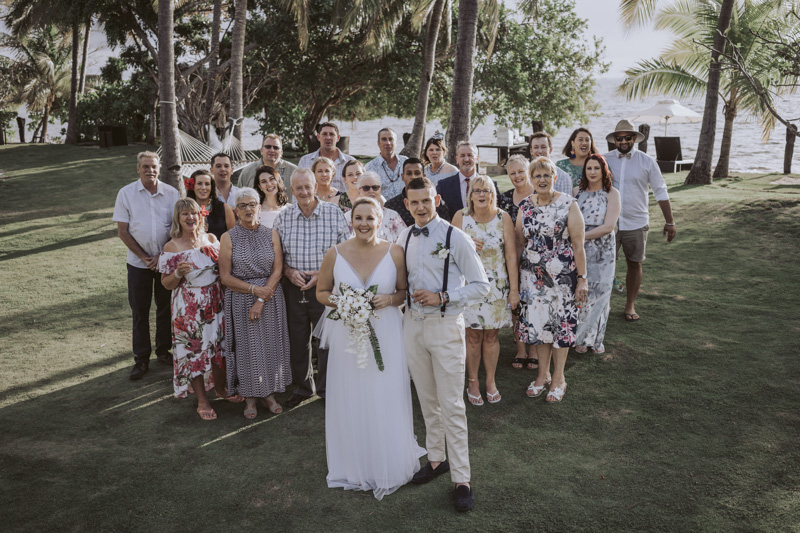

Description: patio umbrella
[628,99,702,136]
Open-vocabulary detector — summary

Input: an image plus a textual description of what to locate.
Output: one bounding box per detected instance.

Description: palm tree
[445,0,479,163]
[619,0,797,178]
[158,0,182,189]
[620,0,735,185]
[201,0,222,141]
[229,0,247,141]
[0,26,71,143]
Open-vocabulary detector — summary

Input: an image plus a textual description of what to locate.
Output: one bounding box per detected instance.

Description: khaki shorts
[616,225,649,263]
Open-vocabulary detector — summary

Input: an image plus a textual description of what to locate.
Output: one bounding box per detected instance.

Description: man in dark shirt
[385,158,451,226]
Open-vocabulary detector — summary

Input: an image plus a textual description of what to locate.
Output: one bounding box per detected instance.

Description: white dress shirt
[399,216,490,315]
[297,148,355,191]
[112,179,180,268]
[604,148,669,231]
[458,172,477,208]
[218,184,241,209]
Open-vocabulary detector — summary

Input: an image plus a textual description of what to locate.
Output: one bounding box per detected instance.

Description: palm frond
[618,0,660,31]
[618,58,709,101]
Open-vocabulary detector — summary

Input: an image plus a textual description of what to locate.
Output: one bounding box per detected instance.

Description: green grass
[1,144,799,531]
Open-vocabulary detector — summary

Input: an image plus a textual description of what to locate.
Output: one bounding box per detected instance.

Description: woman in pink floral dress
[159,198,225,421]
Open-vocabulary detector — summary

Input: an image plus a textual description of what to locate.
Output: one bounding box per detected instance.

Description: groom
[400,177,489,512]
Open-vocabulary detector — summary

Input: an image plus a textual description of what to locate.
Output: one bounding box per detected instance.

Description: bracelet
[256,297,265,303]
[249,284,254,295]
[175,270,183,279]
[389,293,393,306]
[665,222,676,226]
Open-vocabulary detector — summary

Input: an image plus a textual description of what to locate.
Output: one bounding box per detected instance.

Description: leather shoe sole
[454,484,474,512]
[411,459,450,484]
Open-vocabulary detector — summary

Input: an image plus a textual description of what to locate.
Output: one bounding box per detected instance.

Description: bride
[316,197,425,500]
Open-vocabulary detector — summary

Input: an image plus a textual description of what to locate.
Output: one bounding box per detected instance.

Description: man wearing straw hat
[604,120,676,322]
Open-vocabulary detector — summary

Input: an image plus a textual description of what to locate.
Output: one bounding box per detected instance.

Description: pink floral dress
[516,194,578,347]
[158,243,224,398]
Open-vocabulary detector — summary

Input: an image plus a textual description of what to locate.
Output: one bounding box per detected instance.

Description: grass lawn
[1,144,799,531]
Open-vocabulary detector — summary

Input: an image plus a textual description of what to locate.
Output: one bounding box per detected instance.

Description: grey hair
[290,167,315,184]
[455,140,478,155]
[506,154,530,171]
[377,127,397,142]
[357,171,382,189]
[235,187,260,204]
[137,151,160,166]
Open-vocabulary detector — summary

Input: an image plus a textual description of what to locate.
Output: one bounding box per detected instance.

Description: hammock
[158,119,258,178]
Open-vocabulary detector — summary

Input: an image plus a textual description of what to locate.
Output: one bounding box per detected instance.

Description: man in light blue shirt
[400,177,488,512]
[365,127,407,200]
[297,122,354,191]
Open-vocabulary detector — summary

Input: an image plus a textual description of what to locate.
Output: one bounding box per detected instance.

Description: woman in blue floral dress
[574,155,620,354]
[515,157,588,403]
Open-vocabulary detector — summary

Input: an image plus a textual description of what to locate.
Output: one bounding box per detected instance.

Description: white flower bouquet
[327,283,384,371]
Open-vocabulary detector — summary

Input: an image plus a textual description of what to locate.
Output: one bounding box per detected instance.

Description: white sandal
[526,380,550,398]
[546,383,568,403]
[466,379,484,406]
[486,390,501,404]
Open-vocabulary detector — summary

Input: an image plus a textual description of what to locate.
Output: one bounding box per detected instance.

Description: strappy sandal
[196,407,217,421]
[262,396,283,414]
[546,383,568,403]
[466,380,484,406]
[486,390,501,404]
[243,401,258,419]
[526,380,550,398]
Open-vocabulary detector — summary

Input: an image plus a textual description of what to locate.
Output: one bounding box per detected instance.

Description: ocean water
[240,77,799,173]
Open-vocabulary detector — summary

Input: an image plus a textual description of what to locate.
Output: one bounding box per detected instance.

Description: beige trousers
[403,310,470,483]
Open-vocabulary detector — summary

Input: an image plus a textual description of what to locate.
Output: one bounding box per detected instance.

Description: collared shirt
[604,148,670,231]
[236,159,298,202]
[217,183,241,209]
[365,154,408,200]
[385,191,452,227]
[399,216,490,315]
[112,179,180,268]
[554,166,573,196]
[297,148,354,192]
[457,172,477,208]
[274,198,351,271]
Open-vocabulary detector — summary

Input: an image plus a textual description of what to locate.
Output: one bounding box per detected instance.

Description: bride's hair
[351,197,382,221]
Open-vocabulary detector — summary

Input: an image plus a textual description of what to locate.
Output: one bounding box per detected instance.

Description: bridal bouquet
[327,283,384,371]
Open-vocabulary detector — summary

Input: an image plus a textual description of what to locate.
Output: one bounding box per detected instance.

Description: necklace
[382,158,401,182]
[320,187,338,199]
[427,162,443,176]
[535,193,556,207]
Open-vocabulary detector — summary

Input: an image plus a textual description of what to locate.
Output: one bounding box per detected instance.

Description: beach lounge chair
[654,136,693,173]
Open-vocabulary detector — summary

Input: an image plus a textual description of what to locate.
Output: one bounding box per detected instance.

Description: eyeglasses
[615,135,634,142]
[471,189,492,195]
[262,144,281,150]
[236,202,259,210]
[360,185,381,192]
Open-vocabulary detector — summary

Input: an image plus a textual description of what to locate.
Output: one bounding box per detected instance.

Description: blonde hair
[311,156,336,175]
[529,156,557,179]
[351,196,383,221]
[137,151,160,166]
[465,175,497,216]
[169,197,202,239]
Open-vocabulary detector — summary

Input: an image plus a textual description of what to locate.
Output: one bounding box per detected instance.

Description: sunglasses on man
[615,135,634,142]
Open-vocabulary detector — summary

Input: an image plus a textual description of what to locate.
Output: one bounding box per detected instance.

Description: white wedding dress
[320,246,426,500]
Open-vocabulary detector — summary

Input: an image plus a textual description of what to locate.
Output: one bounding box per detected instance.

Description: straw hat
[607,119,645,144]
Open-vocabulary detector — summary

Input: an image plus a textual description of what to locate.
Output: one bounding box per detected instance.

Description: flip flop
[466,388,484,406]
[486,390,501,404]
[625,313,640,322]
[216,389,245,403]
[196,407,217,421]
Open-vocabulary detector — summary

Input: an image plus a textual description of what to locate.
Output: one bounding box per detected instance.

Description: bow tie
[411,226,429,237]
[618,152,632,159]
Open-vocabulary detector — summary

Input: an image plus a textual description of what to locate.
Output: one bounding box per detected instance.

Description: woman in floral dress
[497,154,538,371]
[573,155,620,354]
[453,175,518,405]
[159,198,225,421]
[515,157,588,403]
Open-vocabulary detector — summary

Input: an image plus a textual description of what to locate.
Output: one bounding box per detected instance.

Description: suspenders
[404,224,454,316]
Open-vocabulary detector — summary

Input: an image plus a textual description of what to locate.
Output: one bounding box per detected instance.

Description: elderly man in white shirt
[298,122,354,191]
[604,120,676,322]
[113,151,180,380]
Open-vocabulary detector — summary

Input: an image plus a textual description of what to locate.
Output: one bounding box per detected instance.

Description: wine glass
[299,273,310,304]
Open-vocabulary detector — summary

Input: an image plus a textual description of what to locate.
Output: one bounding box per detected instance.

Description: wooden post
[785,124,797,174]
[531,120,544,133]
[638,124,650,153]
[16,117,25,143]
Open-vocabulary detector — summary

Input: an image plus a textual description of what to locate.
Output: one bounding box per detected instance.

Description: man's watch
[441,291,450,304]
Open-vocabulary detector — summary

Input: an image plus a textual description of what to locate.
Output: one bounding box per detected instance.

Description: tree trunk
[229,0,247,141]
[712,96,737,179]
[785,124,797,174]
[158,0,182,189]
[444,0,479,164]
[65,20,81,145]
[684,0,735,185]
[40,104,50,143]
[79,19,90,95]
[202,0,222,142]
[147,91,158,144]
[400,0,446,159]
